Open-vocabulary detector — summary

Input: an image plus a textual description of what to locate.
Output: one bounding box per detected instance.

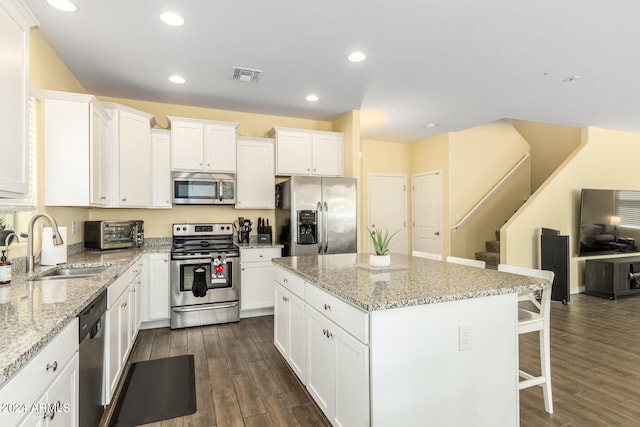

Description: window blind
[615,190,640,229]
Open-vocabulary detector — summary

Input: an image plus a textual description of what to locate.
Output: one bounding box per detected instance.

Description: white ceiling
[23,0,640,142]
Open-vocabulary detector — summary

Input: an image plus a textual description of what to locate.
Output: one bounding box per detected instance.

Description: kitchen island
[272,253,551,427]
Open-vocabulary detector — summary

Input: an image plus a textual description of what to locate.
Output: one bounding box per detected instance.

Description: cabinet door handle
[122,302,128,308]
[283,277,288,283]
[324,303,331,311]
[46,361,58,372]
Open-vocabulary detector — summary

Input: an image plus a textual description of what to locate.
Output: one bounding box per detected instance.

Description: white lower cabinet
[106,278,130,403]
[306,306,369,427]
[274,284,306,382]
[273,265,369,427]
[18,353,78,427]
[105,260,142,404]
[140,252,170,328]
[240,247,281,318]
[0,319,79,427]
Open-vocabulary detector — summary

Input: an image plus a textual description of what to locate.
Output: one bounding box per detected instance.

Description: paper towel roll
[41,226,67,266]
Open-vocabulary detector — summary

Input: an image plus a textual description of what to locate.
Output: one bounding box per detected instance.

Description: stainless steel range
[170,223,239,329]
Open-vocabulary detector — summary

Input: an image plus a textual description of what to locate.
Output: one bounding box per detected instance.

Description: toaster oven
[84,220,144,250]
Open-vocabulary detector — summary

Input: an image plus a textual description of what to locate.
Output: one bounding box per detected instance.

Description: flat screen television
[579,188,640,256]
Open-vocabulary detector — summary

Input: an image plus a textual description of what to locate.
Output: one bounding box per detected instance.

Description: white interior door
[412,171,443,255]
[368,174,408,254]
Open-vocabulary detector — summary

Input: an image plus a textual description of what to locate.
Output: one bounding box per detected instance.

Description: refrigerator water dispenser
[297,210,317,244]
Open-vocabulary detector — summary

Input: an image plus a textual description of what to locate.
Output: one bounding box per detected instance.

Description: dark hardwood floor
[519,293,640,426]
[102,293,640,426]
[100,316,329,427]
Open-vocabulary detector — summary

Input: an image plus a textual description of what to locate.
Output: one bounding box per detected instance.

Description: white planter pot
[370,254,391,267]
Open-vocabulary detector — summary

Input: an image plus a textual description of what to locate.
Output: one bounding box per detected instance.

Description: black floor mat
[109,354,197,427]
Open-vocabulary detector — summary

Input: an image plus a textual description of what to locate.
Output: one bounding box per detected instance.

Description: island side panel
[370,292,519,426]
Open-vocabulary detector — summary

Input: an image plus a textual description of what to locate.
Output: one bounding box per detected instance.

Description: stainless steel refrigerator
[275,176,357,256]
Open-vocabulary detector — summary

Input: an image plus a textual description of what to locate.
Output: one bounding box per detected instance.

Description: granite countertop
[0,245,171,386]
[272,253,551,311]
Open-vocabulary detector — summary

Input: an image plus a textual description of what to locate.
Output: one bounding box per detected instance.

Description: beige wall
[333,111,365,251]
[503,127,640,292]
[511,119,581,191]
[448,121,530,258]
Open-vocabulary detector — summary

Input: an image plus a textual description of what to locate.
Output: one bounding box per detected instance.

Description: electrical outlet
[71,221,77,234]
[458,325,472,351]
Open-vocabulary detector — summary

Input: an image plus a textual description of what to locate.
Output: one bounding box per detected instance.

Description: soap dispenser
[0,250,11,284]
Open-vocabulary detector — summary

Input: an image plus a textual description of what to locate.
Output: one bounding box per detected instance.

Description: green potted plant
[367,227,400,267]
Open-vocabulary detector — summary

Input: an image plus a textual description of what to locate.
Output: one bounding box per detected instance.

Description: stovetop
[171,223,238,259]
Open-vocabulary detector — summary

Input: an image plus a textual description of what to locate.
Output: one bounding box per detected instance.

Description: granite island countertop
[272,253,551,311]
[0,245,170,386]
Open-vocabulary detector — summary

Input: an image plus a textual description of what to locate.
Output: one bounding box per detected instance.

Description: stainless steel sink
[33,265,110,281]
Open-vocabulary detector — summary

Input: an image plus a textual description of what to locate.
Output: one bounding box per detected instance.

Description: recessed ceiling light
[169,75,185,84]
[160,12,184,26]
[305,94,319,102]
[46,0,77,12]
[425,123,440,128]
[564,75,580,82]
[348,52,367,63]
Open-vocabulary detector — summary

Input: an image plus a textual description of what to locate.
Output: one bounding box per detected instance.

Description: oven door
[170,256,238,307]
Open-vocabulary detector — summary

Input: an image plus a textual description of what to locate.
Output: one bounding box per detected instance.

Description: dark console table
[584,256,640,299]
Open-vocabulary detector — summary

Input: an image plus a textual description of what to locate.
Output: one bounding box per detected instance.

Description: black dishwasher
[78,290,107,426]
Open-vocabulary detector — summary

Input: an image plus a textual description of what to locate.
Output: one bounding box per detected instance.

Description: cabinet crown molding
[43,90,111,118]
[100,101,154,120]
[167,115,239,128]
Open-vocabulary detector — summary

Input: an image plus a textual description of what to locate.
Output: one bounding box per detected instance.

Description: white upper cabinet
[269,127,344,177]
[236,137,275,209]
[0,0,37,198]
[44,91,111,206]
[168,116,238,172]
[205,122,237,172]
[102,103,153,207]
[151,129,171,208]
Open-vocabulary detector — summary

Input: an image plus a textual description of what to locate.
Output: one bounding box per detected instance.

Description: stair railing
[451,152,530,233]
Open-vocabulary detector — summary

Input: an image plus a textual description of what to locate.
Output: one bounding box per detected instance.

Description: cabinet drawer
[129,259,143,282]
[107,273,130,309]
[306,283,369,344]
[241,247,281,263]
[0,318,78,426]
[273,266,305,299]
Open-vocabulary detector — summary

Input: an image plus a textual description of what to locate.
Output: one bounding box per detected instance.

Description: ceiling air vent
[231,67,262,82]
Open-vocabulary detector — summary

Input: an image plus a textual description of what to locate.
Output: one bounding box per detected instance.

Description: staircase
[475,231,500,269]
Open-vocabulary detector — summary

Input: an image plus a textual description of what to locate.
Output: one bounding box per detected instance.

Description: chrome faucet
[26,212,64,274]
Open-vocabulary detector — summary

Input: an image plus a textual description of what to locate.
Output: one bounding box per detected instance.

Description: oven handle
[172,302,239,313]
[171,254,214,261]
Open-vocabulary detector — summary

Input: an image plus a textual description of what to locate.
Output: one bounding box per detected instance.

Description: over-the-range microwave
[172,172,236,205]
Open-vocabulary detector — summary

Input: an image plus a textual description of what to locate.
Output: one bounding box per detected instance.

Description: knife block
[257,226,272,243]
